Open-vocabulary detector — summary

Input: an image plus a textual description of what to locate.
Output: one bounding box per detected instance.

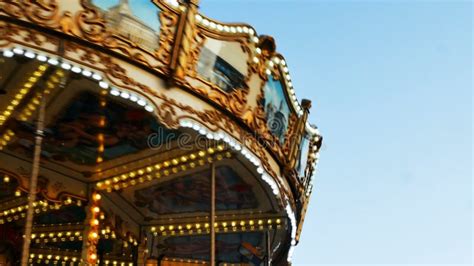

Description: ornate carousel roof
[0,1,322,265]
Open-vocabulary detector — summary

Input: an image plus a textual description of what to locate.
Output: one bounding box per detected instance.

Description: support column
[81,192,102,265]
[20,93,46,266]
[266,230,272,266]
[210,162,216,266]
[170,0,200,83]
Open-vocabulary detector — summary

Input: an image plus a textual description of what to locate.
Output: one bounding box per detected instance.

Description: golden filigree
[156,10,179,67]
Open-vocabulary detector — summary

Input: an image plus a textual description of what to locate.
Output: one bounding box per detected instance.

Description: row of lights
[286,203,298,262]
[86,192,102,264]
[0,65,64,150]
[29,253,80,265]
[0,62,48,127]
[100,226,138,246]
[29,253,134,266]
[162,257,207,265]
[0,200,49,220]
[31,230,82,244]
[1,47,156,115]
[162,257,246,266]
[18,68,65,122]
[0,197,84,224]
[194,13,261,66]
[304,122,322,197]
[149,218,282,237]
[96,145,229,192]
[179,119,282,197]
[195,14,256,38]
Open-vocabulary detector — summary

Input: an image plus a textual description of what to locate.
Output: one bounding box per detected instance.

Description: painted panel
[9,92,178,165]
[296,133,310,179]
[261,76,291,144]
[134,166,258,215]
[159,232,263,263]
[91,0,161,52]
[197,40,246,93]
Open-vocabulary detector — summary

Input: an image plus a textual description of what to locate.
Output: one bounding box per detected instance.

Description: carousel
[0,0,322,265]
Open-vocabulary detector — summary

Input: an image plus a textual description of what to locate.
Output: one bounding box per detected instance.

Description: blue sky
[201,1,472,265]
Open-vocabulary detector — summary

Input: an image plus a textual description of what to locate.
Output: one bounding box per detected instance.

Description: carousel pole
[210,162,216,266]
[266,230,272,266]
[20,91,46,266]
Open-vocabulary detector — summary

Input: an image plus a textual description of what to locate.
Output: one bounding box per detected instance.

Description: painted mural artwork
[197,47,245,93]
[134,166,258,215]
[297,133,310,179]
[91,0,161,52]
[9,92,179,165]
[261,76,291,144]
[161,232,263,263]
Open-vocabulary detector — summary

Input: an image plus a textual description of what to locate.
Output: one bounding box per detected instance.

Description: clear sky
[201,1,472,265]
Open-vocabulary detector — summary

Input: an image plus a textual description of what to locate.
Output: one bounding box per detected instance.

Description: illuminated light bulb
[120,91,130,99]
[89,232,98,239]
[91,219,99,226]
[99,81,109,89]
[3,50,14,57]
[24,51,36,58]
[3,176,10,182]
[110,89,120,96]
[89,254,97,260]
[71,66,81,73]
[195,14,202,22]
[137,99,146,106]
[13,48,24,54]
[93,206,100,213]
[92,73,102,80]
[82,70,92,77]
